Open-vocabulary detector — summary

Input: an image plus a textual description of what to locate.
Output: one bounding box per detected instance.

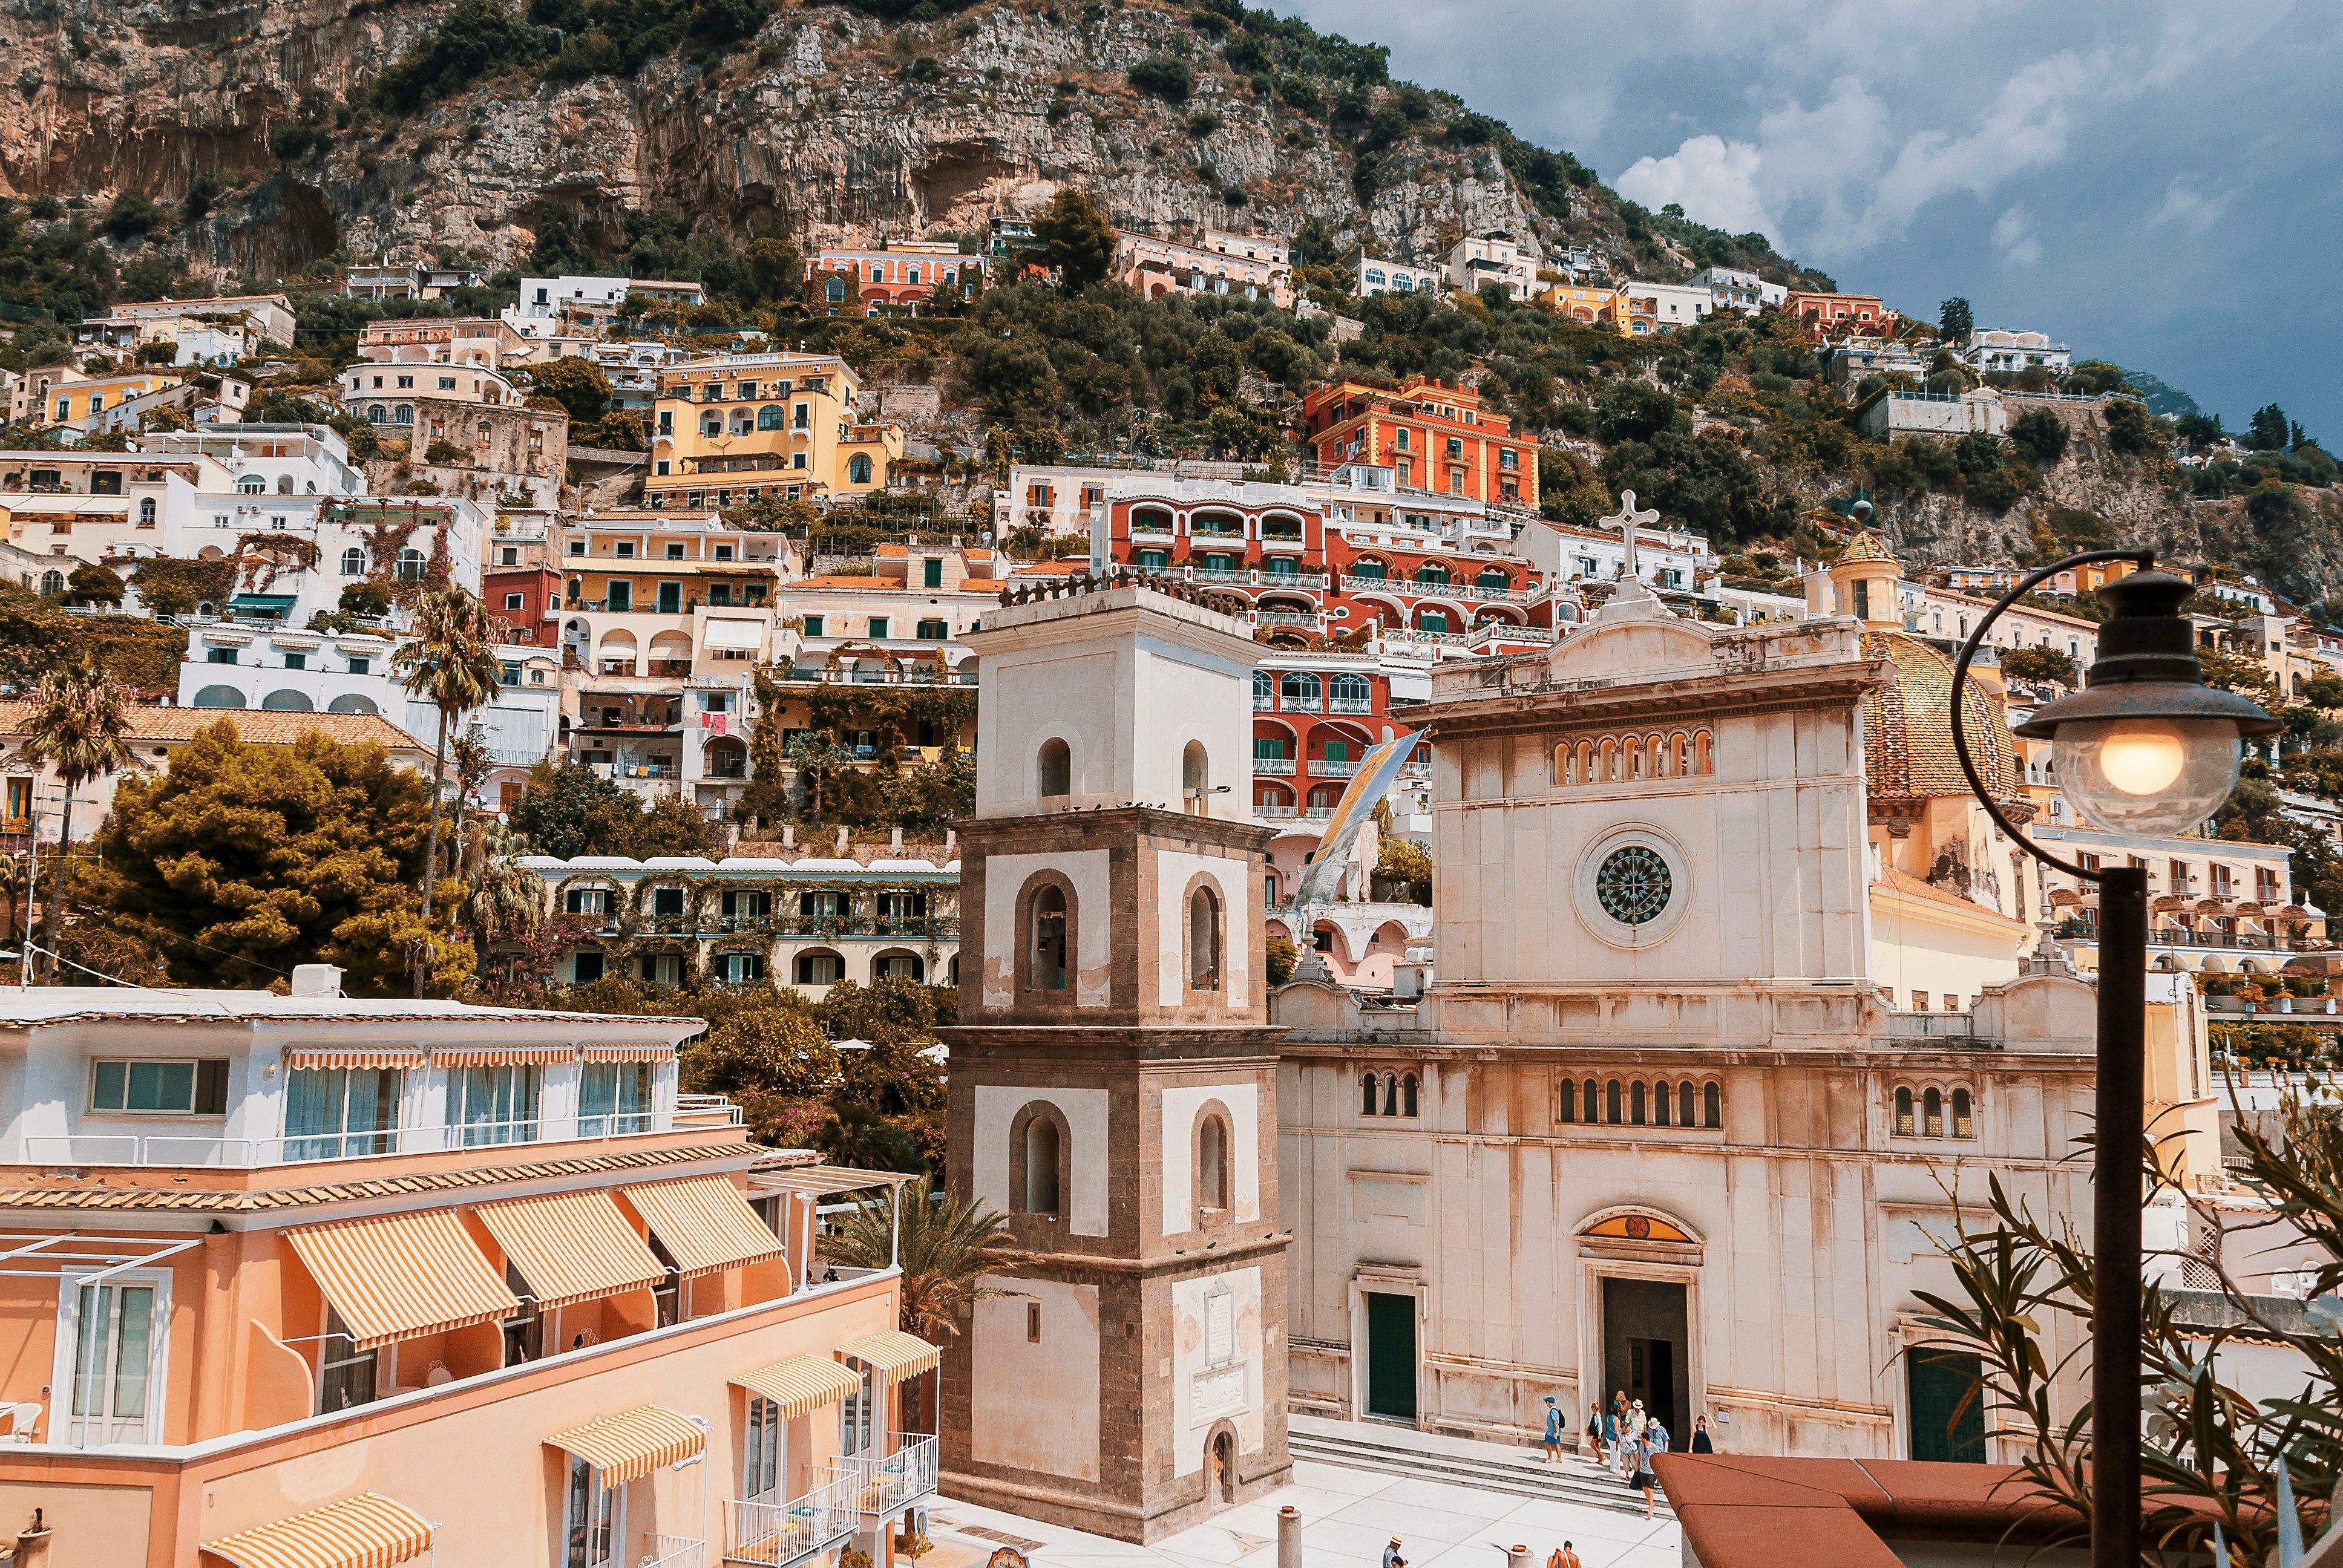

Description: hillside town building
[1444,234,1541,301]
[812,243,984,314]
[1113,230,1294,309]
[646,352,902,508]
[1299,376,1537,506]
[1355,256,1438,296]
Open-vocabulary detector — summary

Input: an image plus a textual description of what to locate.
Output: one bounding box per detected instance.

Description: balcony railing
[724,1474,860,1567]
[644,1534,707,1568]
[833,1436,939,1519]
[1253,757,1296,776]
[19,1101,743,1171]
[1309,759,1362,777]
[1329,697,1373,714]
[1277,694,1320,713]
[1257,610,1320,629]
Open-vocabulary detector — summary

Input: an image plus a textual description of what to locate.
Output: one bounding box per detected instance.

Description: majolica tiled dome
[1861,630,2013,802]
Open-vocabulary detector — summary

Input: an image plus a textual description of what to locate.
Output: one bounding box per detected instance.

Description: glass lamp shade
[2051,717,2241,834]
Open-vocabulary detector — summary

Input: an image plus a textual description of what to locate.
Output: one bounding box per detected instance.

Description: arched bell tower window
[1196,1112,1231,1214]
[1037,737,1071,800]
[1029,886,1068,991]
[1188,884,1222,991]
[1183,740,1210,805]
[1021,1115,1061,1216]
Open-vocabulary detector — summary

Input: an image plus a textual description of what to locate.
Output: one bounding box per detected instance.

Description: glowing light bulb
[2096,720,2188,797]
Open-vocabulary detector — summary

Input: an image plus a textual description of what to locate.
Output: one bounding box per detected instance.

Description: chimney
[290,964,344,998]
[890,826,904,851]
[782,825,796,849]
[835,826,849,854]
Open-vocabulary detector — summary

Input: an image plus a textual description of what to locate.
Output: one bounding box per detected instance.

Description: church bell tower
[939,573,1292,1541]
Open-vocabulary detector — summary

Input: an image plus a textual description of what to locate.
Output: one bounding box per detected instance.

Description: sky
[1281,0,2343,440]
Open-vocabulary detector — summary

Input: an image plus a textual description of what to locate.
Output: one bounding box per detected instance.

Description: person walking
[1583,1400,1603,1461]
[1547,1543,1582,1568]
[1633,1416,1667,1517]
[1691,1414,1715,1454]
[1383,1537,1406,1568]
[1622,1400,1648,1483]
[1602,1400,1622,1474]
[1541,1395,1565,1462]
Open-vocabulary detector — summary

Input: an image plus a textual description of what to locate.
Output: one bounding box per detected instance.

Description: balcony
[1277,694,1320,713]
[1329,697,1372,714]
[1254,756,1296,776]
[724,1474,860,1567]
[838,1436,939,1520]
[1257,610,1320,631]
[645,1535,708,1568]
[21,1100,744,1171]
[1309,759,1362,778]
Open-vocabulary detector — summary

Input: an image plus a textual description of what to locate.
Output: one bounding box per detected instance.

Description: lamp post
[1947,550,2279,1568]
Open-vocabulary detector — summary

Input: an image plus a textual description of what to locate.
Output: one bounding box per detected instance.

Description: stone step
[1286,1419,1674,1520]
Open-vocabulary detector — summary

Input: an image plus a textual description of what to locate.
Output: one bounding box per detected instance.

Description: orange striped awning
[734,1353,865,1420]
[432,1044,575,1068]
[283,1047,428,1073]
[201,1492,432,1568]
[475,1189,666,1310]
[546,1405,706,1487]
[621,1174,787,1280]
[578,1042,680,1064]
[753,1165,918,1197]
[839,1328,940,1383]
[287,1209,518,1350]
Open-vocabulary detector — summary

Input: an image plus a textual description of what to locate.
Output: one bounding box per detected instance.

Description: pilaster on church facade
[939,577,1293,1543]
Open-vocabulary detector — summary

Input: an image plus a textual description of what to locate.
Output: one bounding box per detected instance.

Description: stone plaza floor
[923,1426,1683,1568]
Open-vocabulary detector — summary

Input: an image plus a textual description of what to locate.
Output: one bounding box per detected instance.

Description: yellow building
[646,352,903,508]
[36,370,180,427]
[1538,283,1628,328]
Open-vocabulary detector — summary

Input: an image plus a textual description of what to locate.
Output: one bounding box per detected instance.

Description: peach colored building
[0,976,935,1568]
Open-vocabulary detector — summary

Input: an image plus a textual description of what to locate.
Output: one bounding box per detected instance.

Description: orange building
[1783,290,1900,341]
[0,978,936,1568]
[1299,376,1537,506]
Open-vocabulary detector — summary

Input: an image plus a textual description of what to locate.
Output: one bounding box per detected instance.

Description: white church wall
[1153,851,1254,1011]
[974,1085,1111,1235]
[1170,1266,1265,1476]
[1161,1080,1262,1233]
[971,1278,1103,1479]
[979,849,1113,1011]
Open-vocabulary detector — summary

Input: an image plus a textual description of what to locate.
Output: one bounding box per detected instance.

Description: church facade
[1271,528,2218,1460]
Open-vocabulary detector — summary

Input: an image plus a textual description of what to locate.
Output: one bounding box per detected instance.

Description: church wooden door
[1364,1293,1416,1420]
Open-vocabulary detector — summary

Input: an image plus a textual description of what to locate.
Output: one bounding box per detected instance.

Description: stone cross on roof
[1605,490,1662,595]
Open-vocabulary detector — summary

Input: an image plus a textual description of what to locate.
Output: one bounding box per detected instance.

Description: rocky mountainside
[0,0,1783,287]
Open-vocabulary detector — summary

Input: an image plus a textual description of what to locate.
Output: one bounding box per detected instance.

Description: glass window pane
[111,1287,153,1418]
[93,1061,126,1111]
[70,1285,110,1417]
[128,1061,194,1112]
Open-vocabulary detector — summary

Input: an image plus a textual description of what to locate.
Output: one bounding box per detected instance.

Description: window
[1679,1081,1696,1127]
[802,615,824,637]
[207,647,237,665]
[456,1065,541,1146]
[62,1276,160,1445]
[1630,1081,1647,1125]
[714,950,766,984]
[139,497,156,525]
[840,1356,877,1457]
[744,1395,785,1504]
[1030,886,1069,991]
[795,951,844,985]
[565,886,611,916]
[651,886,686,917]
[285,1067,403,1161]
[579,1060,650,1137]
[1556,1079,1578,1122]
[1952,1088,1974,1138]
[917,618,948,639]
[1037,737,1071,800]
[1198,1114,1230,1213]
[318,1303,376,1414]
[1362,1071,1418,1117]
[565,1454,620,1568]
[1703,1081,1722,1128]
[606,581,632,612]
[1894,1087,1915,1135]
[1188,885,1221,990]
[395,547,426,580]
[91,1059,228,1115]
[1027,1302,1042,1342]
[923,558,944,588]
[867,617,890,640]
[1280,671,1322,711]
[349,656,370,675]
[757,405,786,430]
[1605,1079,1622,1124]
[720,887,768,916]
[848,454,873,485]
[1923,1087,1944,1138]
[1021,1114,1061,1215]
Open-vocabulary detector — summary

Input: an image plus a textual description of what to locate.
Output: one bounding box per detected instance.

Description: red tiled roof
[0,702,429,753]
[1650,1455,2084,1568]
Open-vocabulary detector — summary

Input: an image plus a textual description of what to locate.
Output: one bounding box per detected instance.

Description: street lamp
[1948,550,2278,1568]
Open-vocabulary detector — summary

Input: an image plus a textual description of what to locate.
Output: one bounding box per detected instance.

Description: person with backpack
[1633,1416,1668,1515]
[1583,1400,1603,1461]
[1541,1395,1565,1462]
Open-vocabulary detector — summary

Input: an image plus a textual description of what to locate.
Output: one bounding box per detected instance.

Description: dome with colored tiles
[1861,629,2013,802]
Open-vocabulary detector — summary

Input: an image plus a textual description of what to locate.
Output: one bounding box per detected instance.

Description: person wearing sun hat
[1382,1537,1406,1568]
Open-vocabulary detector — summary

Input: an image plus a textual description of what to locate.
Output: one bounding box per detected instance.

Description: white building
[1689,266,1788,313]
[1625,281,1717,334]
[501,276,709,341]
[1444,234,1541,301]
[1955,329,2072,376]
[1355,256,1439,298]
[1858,389,2008,439]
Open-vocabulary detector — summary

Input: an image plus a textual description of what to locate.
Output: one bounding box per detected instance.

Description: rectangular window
[658,582,682,614]
[90,1059,228,1115]
[456,1066,542,1147]
[917,618,949,640]
[923,558,943,588]
[793,403,809,429]
[63,1277,160,1445]
[840,1357,877,1457]
[666,543,686,559]
[348,657,370,676]
[283,653,306,670]
[284,1067,404,1161]
[565,1455,620,1568]
[574,950,605,983]
[615,541,637,558]
[318,1304,377,1414]
[802,615,824,637]
[578,1061,651,1138]
[606,581,632,612]
[744,1395,785,1504]
[207,647,237,664]
[652,886,686,916]
[868,618,890,640]
[657,411,672,435]
[505,592,525,611]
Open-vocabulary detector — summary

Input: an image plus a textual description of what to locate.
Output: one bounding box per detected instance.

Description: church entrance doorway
[1906,1349,1986,1462]
[1601,1277,1688,1446]
[1363,1292,1417,1421]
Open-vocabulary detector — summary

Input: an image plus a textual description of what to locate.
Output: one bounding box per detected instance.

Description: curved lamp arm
[1945,548,2156,886]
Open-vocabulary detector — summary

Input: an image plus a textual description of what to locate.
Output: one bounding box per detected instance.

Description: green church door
[1364,1292,1417,1420]
[1906,1350,1986,1462]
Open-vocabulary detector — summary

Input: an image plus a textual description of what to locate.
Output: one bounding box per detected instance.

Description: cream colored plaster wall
[979,849,1112,1011]
[1159,1082,1261,1235]
[1153,851,1253,1011]
[968,1278,1101,1481]
[1170,1266,1263,1477]
[972,1085,1110,1236]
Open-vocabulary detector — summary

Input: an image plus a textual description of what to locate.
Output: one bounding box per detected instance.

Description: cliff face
[0,0,1584,282]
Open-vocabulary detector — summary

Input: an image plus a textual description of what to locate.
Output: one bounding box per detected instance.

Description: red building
[1781,289,1900,341]
[810,246,984,315]
[484,563,563,646]
[1096,470,1576,652]
[1299,376,1537,505]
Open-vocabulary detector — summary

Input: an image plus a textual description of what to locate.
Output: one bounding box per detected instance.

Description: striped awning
[753,1165,919,1197]
[546,1405,706,1487]
[201,1492,433,1568]
[287,1209,519,1350]
[838,1328,940,1383]
[734,1353,865,1420]
[578,1042,680,1064]
[622,1174,787,1280]
[475,1189,666,1311]
[283,1047,429,1073]
[433,1044,576,1068]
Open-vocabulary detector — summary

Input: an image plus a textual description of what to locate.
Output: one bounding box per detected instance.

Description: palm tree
[462,822,542,944]
[19,666,136,981]
[785,728,856,821]
[392,587,503,996]
[447,725,496,879]
[819,1175,1030,1339]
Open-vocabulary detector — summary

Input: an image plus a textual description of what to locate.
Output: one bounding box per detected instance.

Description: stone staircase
[1288,1415,1675,1520]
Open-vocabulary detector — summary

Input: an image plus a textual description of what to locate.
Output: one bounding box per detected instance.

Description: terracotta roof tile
[0,702,430,754]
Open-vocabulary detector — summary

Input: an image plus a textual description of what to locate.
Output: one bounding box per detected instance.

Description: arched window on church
[1598,739,1617,782]
[1671,732,1689,777]
[1183,740,1210,806]
[1605,1079,1622,1125]
[1022,1114,1061,1217]
[1037,737,1071,800]
[1381,1073,1399,1116]
[1923,1086,1944,1137]
[1694,730,1714,776]
[1400,1073,1418,1117]
[1630,1081,1647,1125]
[1653,1080,1671,1126]
[1029,886,1068,991]
[1362,1073,1380,1116]
[1648,737,1665,777]
[1895,1087,1916,1135]
[1953,1088,1974,1138]
[1630,741,1646,780]
[1188,884,1222,991]
[1197,1113,1230,1214]
[1576,741,1592,785]
[1557,1080,1577,1122]
[1679,1081,1696,1127]
[1703,1082,1722,1128]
